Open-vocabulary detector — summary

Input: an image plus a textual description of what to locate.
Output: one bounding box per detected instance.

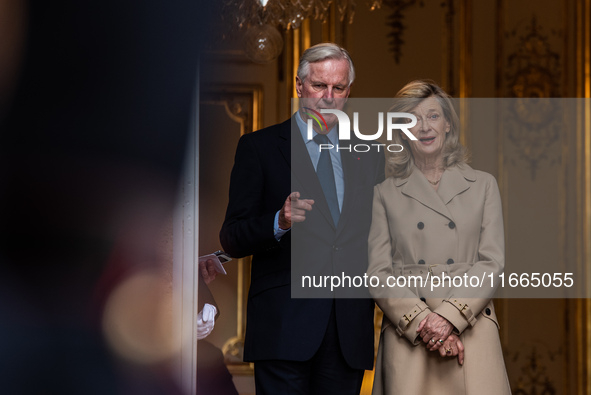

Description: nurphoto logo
[303,108,418,153]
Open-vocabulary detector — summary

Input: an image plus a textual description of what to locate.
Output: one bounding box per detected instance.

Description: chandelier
[223,0,383,63]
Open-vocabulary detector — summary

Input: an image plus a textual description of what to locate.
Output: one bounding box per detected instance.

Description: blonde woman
[368,80,511,395]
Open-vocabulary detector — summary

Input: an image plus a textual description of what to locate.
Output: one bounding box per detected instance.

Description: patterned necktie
[313,134,340,226]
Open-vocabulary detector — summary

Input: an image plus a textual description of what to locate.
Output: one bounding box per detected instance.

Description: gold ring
[446,348,452,354]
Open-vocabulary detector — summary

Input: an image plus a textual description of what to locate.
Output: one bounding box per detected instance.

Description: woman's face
[403,96,450,162]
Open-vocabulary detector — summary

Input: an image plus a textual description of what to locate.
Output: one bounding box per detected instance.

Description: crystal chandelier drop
[226,0,383,31]
[223,0,383,63]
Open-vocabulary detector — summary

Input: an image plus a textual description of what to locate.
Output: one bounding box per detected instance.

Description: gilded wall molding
[575,0,591,393]
[200,85,263,376]
[458,0,472,151]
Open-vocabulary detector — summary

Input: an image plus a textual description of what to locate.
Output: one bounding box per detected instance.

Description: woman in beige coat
[368,80,511,395]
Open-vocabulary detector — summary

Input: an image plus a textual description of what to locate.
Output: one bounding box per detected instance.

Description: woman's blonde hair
[388,80,469,178]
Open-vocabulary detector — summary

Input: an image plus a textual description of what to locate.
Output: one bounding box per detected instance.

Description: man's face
[296,58,351,134]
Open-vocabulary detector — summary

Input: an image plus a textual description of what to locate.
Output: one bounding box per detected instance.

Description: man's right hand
[278,192,314,229]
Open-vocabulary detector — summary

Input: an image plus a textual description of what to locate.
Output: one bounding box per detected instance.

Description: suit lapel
[335,142,359,236]
[289,117,336,229]
[278,118,292,167]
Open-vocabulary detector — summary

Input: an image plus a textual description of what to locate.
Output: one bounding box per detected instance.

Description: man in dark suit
[220,43,385,394]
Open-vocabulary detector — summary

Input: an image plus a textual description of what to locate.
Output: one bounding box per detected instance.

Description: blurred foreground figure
[0,1,212,393]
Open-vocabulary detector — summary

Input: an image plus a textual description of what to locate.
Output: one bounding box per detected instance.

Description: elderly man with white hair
[220,43,385,394]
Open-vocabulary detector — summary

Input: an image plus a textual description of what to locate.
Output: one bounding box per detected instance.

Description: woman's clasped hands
[417,312,464,365]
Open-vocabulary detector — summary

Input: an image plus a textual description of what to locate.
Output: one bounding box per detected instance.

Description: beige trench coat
[368,164,511,395]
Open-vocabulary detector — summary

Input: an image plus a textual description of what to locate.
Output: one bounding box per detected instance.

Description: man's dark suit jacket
[220,117,385,370]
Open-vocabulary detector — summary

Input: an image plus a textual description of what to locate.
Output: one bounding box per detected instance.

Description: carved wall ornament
[506,16,561,98]
[504,16,562,180]
[502,98,561,180]
[509,346,559,395]
[384,0,455,64]
[222,336,246,364]
[384,0,424,64]
[201,90,256,136]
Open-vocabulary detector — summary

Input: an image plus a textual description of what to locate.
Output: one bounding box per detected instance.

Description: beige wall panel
[471,1,497,97]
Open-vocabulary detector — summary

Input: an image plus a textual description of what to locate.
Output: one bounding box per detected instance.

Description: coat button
[417,222,424,230]
[418,259,425,265]
[448,221,456,229]
[446,259,454,264]
[485,308,491,315]
[420,297,426,302]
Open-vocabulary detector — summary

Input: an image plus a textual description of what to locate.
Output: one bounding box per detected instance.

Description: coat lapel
[398,165,476,220]
[437,165,476,204]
